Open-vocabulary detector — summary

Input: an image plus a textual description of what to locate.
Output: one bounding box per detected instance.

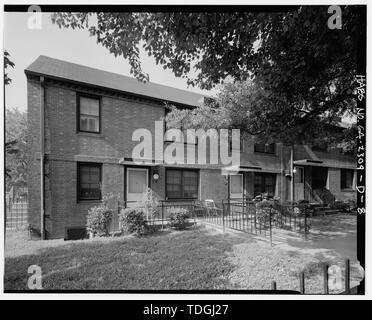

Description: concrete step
[313,208,341,216]
[309,203,325,208]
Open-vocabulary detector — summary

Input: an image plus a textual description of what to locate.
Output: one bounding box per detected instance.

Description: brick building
[26,56,357,239]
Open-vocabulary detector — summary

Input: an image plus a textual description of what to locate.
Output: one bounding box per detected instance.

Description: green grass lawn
[5,227,239,291]
[4,216,363,293]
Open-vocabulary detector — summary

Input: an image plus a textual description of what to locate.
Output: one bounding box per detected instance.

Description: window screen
[166,169,198,199]
[79,96,100,133]
[254,173,276,197]
[254,143,275,154]
[78,163,101,200]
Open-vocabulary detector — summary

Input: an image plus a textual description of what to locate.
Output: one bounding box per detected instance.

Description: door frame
[294,166,305,201]
[229,173,244,201]
[124,165,151,206]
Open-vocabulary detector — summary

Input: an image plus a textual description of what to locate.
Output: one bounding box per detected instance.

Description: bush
[119,207,150,236]
[331,200,355,213]
[255,200,275,225]
[168,208,190,230]
[137,188,161,220]
[86,204,113,237]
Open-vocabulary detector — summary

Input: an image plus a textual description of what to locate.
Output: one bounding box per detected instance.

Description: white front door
[230,174,244,200]
[126,168,148,207]
[294,166,305,201]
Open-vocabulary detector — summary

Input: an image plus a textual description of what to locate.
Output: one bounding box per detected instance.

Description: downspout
[40,76,45,240]
[227,174,230,214]
[280,144,283,205]
[290,145,294,203]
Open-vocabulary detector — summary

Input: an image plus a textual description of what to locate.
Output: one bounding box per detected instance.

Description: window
[254,143,276,154]
[228,135,244,153]
[341,169,354,189]
[78,95,100,133]
[166,169,199,199]
[78,163,102,200]
[254,173,276,197]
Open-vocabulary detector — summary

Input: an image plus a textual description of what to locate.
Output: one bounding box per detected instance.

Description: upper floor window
[78,95,100,133]
[227,132,244,153]
[341,169,354,189]
[254,143,276,154]
[78,163,102,201]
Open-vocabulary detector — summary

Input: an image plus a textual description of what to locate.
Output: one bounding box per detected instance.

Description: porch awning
[293,159,323,165]
[294,159,356,170]
[119,157,162,166]
[237,165,262,172]
[221,165,262,174]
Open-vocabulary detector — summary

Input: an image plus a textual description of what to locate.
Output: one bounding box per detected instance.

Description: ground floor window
[77,163,102,200]
[341,169,354,189]
[166,169,199,199]
[254,172,276,197]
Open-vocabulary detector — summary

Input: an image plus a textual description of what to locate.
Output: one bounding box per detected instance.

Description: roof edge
[25,69,198,109]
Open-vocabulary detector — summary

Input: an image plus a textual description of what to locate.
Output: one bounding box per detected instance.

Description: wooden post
[271,281,277,290]
[299,272,305,294]
[290,146,294,202]
[40,76,45,240]
[254,205,257,234]
[345,259,350,294]
[304,207,308,239]
[193,201,197,229]
[269,209,273,247]
[323,263,329,294]
[161,201,164,230]
[222,203,225,232]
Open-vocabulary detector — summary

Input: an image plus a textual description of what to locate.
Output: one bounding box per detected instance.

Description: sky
[4,12,215,112]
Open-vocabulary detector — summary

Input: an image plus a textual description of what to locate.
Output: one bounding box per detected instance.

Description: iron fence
[195,199,312,245]
[271,203,310,233]
[116,199,312,244]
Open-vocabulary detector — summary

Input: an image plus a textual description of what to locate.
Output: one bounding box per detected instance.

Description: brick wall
[27,79,43,233]
[27,76,357,238]
[28,78,166,238]
[327,168,356,202]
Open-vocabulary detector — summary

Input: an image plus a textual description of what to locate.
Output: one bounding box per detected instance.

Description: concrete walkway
[273,214,357,262]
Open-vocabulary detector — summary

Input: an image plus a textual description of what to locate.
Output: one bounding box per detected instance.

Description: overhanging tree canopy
[51,6,362,148]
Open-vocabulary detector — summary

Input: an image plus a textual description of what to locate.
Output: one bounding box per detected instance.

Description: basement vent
[66,227,87,240]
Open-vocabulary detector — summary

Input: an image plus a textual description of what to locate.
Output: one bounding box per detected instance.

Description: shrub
[136,188,161,220]
[331,200,356,213]
[255,200,276,225]
[119,207,149,236]
[168,208,190,230]
[86,204,113,237]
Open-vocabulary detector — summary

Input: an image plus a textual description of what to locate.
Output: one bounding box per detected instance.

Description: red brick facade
[27,73,356,239]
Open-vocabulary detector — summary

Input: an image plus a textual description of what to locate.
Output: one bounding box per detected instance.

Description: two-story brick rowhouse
[26,56,357,239]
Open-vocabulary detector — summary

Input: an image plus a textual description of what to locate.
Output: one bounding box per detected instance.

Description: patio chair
[204,200,219,216]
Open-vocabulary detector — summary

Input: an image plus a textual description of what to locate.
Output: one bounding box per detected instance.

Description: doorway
[294,166,304,201]
[126,167,149,207]
[230,174,244,200]
[312,166,328,189]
